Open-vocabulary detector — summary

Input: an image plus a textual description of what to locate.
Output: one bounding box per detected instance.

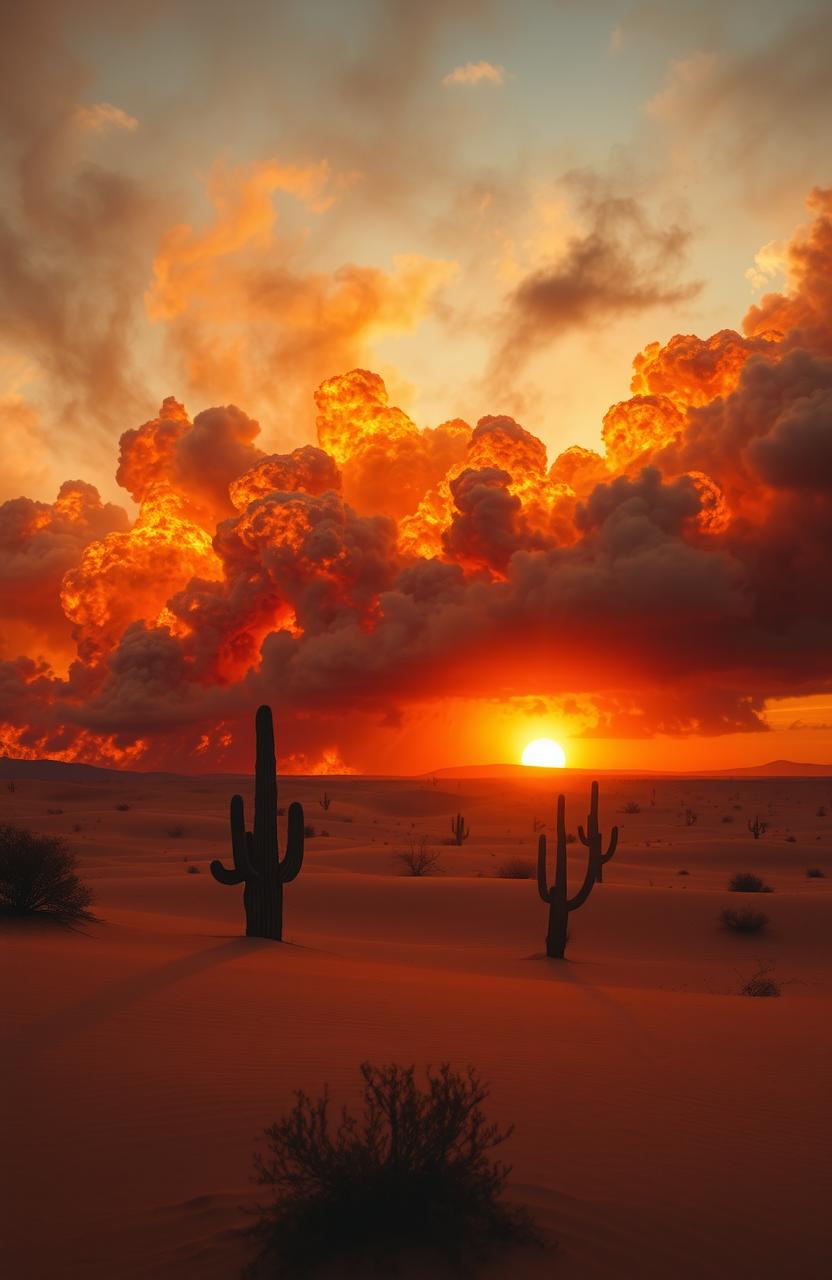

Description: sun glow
[521,738,566,768]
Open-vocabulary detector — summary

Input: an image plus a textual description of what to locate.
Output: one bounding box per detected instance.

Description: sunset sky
[1,0,832,773]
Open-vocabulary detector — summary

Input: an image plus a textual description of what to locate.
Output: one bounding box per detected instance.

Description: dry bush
[806,867,826,878]
[0,826,95,925]
[167,824,185,839]
[395,835,441,877]
[739,965,780,997]
[721,907,770,934]
[622,801,641,814]
[115,802,131,812]
[728,872,773,893]
[246,1062,536,1278]
[496,857,534,879]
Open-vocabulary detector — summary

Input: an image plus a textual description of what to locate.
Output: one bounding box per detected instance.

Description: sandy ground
[3,771,831,1279]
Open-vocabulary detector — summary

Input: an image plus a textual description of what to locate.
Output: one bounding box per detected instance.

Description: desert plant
[532,817,544,833]
[396,835,441,877]
[0,826,95,925]
[578,780,618,882]
[210,705,304,941]
[817,806,827,817]
[246,1061,534,1278]
[683,808,698,826]
[451,813,469,845]
[622,800,641,814]
[747,815,768,839]
[721,907,769,934]
[319,792,331,811]
[115,802,131,812]
[721,814,734,823]
[739,964,780,996]
[728,872,773,893]
[496,857,534,879]
[677,869,690,875]
[167,824,185,838]
[46,808,63,815]
[186,864,200,874]
[806,867,826,878]
[303,824,316,838]
[6,780,15,794]
[538,793,600,959]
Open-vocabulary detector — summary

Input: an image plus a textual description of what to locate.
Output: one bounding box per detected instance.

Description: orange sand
[3,772,831,1278]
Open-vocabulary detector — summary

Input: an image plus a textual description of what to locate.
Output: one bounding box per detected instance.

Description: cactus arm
[279,801,305,883]
[209,860,245,885]
[567,854,596,912]
[536,833,551,902]
[210,794,257,885]
[578,824,589,846]
[601,825,619,864]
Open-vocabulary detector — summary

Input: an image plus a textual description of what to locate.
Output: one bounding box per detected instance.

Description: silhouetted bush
[739,965,780,997]
[677,869,690,876]
[720,907,769,934]
[115,802,131,812]
[806,867,826,878]
[0,825,95,925]
[303,824,316,838]
[496,857,534,879]
[167,824,185,838]
[721,814,734,823]
[622,801,641,814]
[246,1061,536,1278]
[728,872,773,893]
[817,806,827,818]
[396,836,441,877]
[186,864,200,874]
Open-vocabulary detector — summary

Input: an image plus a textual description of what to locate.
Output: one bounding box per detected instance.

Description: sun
[521,738,566,768]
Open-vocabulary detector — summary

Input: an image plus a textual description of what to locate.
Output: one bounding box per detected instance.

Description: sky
[1,0,832,773]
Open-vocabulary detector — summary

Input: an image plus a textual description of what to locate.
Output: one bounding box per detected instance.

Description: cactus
[210,705,304,940]
[748,815,768,839]
[537,794,597,959]
[319,791,331,811]
[451,812,469,845]
[578,780,618,883]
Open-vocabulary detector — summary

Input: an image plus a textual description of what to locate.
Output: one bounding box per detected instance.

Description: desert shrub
[721,814,734,823]
[622,801,641,814]
[186,864,200,875]
[739,966,780,997]
[496,857,534,879]
[46,807,63,815]
[785,835,796,843]
[246,1061,535,1278]
[728,872,773,893]
[396,836,441,877]
[303,824,316,838]
[72,823,83,833]
[565,831,577,845]
[683,808,698,826]
[115,802,131,812]
[167,824,185,839]
[720,907,769,934]
[677,869,690,876]
[0,825,95,925]
[817,806,827,818]
[806,867,826,878]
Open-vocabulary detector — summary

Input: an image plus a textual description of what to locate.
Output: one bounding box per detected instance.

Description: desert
[3,759,831,1278]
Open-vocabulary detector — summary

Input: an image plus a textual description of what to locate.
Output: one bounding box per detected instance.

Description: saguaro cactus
[579,780,618,883]
[210,705,304,940]
[537,794,597,959]
[451,813,469,845]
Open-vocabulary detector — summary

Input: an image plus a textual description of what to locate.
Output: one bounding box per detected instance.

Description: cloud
[491,173,701,374]
[442,61,506,87]
[73,102,138,133]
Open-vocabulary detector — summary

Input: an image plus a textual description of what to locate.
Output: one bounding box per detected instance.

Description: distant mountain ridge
[1,755,829,783]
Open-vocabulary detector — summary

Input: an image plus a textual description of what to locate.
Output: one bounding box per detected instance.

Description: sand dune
[3,773,831,1278]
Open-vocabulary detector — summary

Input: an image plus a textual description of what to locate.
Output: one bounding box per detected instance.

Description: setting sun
[521,738,566,768]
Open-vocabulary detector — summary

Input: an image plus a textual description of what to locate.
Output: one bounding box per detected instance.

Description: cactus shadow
[13,937,264,1063]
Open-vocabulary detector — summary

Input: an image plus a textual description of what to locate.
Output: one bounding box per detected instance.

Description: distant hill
[2,755,829,784]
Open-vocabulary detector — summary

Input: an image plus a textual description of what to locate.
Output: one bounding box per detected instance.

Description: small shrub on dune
[246,1062,536,1278]
[186,864,200,875]
[115,802,131,812]
[0,825,95,926]
[806,867,826,879]
[720,907,769,934]
[739,966,781,997]
[728,872,772,893]
[303,823,316,838]
[496,857,534,879]
[395,837,441,877]
[167,824,185,839]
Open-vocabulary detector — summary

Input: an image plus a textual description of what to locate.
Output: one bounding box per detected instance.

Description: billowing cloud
[442,61,506,87]
[1,185,832,770]
[74,102,138,133]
